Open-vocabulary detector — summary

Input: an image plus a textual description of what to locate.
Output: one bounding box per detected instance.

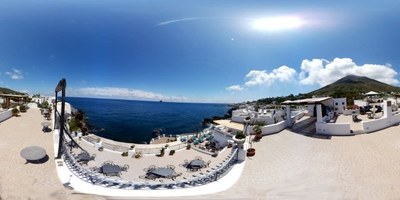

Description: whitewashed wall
[362,114,400,133]
[261,120,287,135]
[316,122,352,135]
[0,109,13,122]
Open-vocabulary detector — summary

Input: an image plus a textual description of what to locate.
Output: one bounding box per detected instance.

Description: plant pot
[232,135,246,146]
[254,133,263,141]
[247,148,256,157]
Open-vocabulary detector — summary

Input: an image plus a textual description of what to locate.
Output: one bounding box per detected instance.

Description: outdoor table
[151,167,174,178]
[189,159,206,169]
[20,146,47,163]
[102,164,121,176]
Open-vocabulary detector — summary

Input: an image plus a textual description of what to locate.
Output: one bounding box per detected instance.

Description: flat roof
[282,97,332,105]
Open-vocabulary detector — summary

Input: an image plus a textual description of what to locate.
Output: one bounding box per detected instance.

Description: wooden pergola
[0,94,29,109]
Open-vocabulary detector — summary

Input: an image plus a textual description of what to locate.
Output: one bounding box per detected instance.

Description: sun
[251,16,304,31]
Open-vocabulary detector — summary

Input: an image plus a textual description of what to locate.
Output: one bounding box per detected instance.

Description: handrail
[56,110,86,153]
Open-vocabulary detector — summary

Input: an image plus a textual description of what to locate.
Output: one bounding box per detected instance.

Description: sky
[0,0,400,103]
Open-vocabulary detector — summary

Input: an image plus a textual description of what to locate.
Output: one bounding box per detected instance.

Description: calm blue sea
[65,97,230,143]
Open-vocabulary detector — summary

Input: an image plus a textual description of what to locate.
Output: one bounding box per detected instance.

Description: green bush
[69,117,80,132]
[169,150,175,155]
[12,107,19,116]
[235,131,246,139]
[19,105,27,113]
[121,152,128,157]
[159,147,165,157]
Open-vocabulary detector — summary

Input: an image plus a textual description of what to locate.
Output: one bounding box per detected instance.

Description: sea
[65,97,230,143]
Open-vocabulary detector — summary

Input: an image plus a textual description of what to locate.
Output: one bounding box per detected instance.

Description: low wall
[362,114,400,133]
[316,122,352,136]
[0,109,12,122]
[231,115,248,123]
[292,111,305,120]
[343,109,360,116]
[261,120,287,135]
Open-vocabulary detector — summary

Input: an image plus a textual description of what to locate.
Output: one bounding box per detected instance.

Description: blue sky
[1,0,400,103]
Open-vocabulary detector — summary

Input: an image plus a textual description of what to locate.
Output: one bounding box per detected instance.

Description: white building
[333,98,347,114]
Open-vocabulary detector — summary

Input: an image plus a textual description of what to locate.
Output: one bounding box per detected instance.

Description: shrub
[19,105,27,113]
[130,144,135,149]
[186,144,191,150]
[121,152,128,157]
[12,107,19,116]
[235,131,245,139]
[159,147,165,157]
[69,117,80,132]
[134,152,142,159]
[169,150,175,155]
[98,146,104,151]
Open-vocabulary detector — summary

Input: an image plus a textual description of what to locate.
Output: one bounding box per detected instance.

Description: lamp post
[243,117,250,136]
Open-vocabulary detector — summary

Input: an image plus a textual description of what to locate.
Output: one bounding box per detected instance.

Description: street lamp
[243,116,251,136]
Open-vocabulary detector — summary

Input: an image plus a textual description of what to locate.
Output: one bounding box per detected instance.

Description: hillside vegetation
[254,75,400,105]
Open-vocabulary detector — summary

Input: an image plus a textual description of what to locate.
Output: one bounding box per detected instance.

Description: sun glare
[252,16,304,31]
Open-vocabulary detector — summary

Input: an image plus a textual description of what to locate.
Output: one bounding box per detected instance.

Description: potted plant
[121,151,129,157]
[95,138,102,149]
[159,147,165,157]
[253,125,263,141]
[12,107,19,117]
[233,131,246,147]
[19,105,27,113]
[134,152,142,159]
[128,144,136,156]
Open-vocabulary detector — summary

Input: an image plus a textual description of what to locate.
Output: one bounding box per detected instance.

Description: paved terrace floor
[0,107,104,200]
[70,138,234,183]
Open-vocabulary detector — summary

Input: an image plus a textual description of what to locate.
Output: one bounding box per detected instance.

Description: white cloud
[226,85,244,92]
[245,65,297,86]
[5,68,24,80]
[157,18,198,26]
[75,87,188,102]
[299,58,398,86]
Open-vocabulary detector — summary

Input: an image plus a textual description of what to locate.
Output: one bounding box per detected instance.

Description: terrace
[61,135,238,189]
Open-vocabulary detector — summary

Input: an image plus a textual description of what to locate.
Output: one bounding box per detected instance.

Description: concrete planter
[232,135,246,148]
[128,149,135,156]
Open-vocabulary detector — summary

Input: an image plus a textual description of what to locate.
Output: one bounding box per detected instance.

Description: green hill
[0,87,25,95]
[254,75,400,105]
[308,75,400,98]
